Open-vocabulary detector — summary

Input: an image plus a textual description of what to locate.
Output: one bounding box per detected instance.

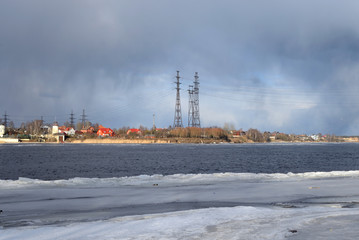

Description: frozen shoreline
[1,172,359,239]
[1,206,359,240]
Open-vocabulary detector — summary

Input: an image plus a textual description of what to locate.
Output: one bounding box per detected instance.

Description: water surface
[1,143,359,180]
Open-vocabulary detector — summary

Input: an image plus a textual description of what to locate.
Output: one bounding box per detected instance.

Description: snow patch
[1,171,359,189]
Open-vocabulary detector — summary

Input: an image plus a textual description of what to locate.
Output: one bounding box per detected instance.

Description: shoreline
[1,137,359,144]
[70,138,229,144]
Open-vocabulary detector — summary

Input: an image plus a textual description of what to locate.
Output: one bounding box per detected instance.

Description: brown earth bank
[69,136,359,144]
[70,138,232,144]
[2,137,358,144]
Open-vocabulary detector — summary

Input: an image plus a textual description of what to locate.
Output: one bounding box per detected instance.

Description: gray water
[1,143,359,180]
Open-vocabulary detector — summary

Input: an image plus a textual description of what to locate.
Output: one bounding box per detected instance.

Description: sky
[1,0,359,135]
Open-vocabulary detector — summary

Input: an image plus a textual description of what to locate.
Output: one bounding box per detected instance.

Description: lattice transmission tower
[3,111,9,128]
[69,110,75,128]
[188,85,194,127]
[188,72,201,127]
[173,71,183,128]
[80,109,87,129]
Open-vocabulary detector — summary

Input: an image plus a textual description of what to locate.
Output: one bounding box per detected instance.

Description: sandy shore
[70,138,229,144]
[71,138,172,144]
[67,137,359,144]
[2,137,358,144]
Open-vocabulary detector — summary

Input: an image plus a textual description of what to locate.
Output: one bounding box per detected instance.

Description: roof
[97,126,114,136]
[99,127,113,132]
[128,129,141,132]
[127,129,142,135]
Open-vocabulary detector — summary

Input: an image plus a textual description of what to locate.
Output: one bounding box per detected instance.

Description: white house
[64,128,76,136]
[0,125,5,137]
[52,125,59,135]
[311,134,320,141]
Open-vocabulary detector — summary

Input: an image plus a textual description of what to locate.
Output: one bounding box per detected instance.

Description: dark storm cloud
[1,0,359,134]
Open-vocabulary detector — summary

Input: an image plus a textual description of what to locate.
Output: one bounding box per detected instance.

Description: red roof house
[58,126,76,136]
[127,129,142,135]
[81,126,95,134]
[97,125,114,137]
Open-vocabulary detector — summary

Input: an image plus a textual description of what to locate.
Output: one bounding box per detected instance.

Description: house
[40,125,51,135]
[65,128,76,136]
[127,128,142,135]
[97,125,114,137]
[58,126,66,133]
[58,126,76,136]
[53,133,65,143]
[298,134,309,141]
[232,130,246,138]
[311,134,320,141]
[81,126,95,134]
[75,130,84,135]
[0,125,5,137]
[52,125,59,135]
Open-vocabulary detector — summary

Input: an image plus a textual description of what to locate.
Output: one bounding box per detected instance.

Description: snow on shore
[2,206,359,240]
[1,170,359,189]
[1,171,359,239]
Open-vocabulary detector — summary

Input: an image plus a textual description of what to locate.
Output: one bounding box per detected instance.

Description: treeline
[168,127,229,139]
[165,128,342,143]
[116,127,341,143]
[1,118,343,143]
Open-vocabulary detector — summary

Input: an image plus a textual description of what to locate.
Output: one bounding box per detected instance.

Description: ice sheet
[1,171,359,239]
[1,206,359,240]
[1,170,359,189]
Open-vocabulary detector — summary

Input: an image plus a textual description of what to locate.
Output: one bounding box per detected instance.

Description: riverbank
[70,138,229,144]
[1,137,359,144]
[0,138,19,143]
[68,137,359,144]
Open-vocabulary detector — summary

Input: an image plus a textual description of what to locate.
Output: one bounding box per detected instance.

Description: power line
[202,82,359,97]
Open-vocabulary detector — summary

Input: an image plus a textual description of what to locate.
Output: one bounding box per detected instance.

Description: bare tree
[8,121,15,129]
[25,120,43,135]
[246,128,265,142]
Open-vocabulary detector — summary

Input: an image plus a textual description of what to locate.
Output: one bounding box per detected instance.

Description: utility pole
[173,71,183,128]
[80,109,87,129]
[69,110,75,128]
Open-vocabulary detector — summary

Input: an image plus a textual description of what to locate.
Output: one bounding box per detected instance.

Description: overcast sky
[1,0,359,135]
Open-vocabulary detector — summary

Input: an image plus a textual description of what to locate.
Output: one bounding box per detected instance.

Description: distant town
[0,117,358,144]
